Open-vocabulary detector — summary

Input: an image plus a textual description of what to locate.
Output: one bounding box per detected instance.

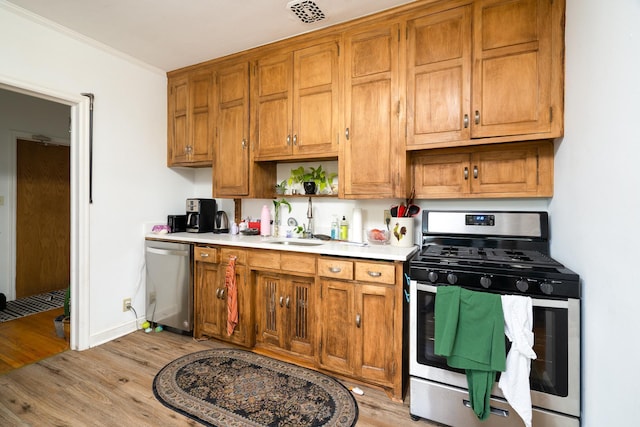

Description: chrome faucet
[306,197,313,237]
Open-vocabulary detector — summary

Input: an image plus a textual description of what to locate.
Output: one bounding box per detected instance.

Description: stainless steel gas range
[409,211,581,427]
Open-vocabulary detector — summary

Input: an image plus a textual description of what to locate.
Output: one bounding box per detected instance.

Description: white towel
[499,295,537,427]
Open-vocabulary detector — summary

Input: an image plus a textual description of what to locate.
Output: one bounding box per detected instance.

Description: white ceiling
[6,0,415,71]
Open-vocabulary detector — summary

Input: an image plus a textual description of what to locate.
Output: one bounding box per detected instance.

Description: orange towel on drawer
[225,256,238,335]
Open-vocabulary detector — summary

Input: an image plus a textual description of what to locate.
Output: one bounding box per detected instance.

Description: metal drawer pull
[367,271,382,278]
[286,135,291,146]
[241,138,247,149]
[200,252,209,257]
[463,400,508,418]
[464,167,469,180]
[474,110,480,125]
[355,313,361,328]
[329,267,342,273]
[285,296,290,308]
[345,127,350,140]
[293,134,297,145]
[473,165,478,179]
[463,113,469,128]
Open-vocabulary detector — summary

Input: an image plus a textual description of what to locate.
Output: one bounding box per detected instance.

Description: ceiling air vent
[287,0,326,24]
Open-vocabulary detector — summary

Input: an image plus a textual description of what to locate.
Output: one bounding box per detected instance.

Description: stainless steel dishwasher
[145,240,193,333]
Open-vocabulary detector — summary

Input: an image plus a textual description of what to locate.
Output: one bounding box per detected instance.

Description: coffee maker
[186,198,216,233]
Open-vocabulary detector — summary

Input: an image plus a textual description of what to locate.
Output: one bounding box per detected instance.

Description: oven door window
[415,288,569,396]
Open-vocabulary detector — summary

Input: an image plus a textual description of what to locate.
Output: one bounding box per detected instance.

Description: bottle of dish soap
[339,215,349,240]
[330,216,339,240]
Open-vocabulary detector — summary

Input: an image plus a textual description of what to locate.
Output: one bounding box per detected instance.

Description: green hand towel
[434,286,506,420]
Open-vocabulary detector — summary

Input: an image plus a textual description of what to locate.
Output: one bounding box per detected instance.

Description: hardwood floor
[0,307,69,374]
[0,329,437,426]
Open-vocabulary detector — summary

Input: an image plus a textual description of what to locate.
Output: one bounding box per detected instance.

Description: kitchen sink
[268,239,325,246]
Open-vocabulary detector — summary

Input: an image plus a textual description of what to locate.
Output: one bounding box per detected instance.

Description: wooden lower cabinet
[194,246,254,348]
[255,272,315,358]
[319,258,403,400]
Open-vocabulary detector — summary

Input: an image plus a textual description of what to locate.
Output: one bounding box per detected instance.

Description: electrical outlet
[122,298,131,312]
[383,210,391,224]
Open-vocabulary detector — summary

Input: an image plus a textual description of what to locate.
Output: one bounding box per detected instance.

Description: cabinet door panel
[257,274,284,348]
[189,73,214,163]
[413,152,470,198]
[289,278,314,356]
[195,262,223,338]
[320,280,354,374]
[215,62,250,196]
[407,6,471,146]
[343,24,400,198]
[168,77,189,164]
[471,144,539,195]
[472,0,552,137]
[356,284,395,383]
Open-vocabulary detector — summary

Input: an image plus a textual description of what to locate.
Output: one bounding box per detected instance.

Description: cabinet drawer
[355,262,395,285]
[194,246,218,264]
[318,259,353,280]
[249,250,280,269]
[281,253,316,274]
[220,248,247,264]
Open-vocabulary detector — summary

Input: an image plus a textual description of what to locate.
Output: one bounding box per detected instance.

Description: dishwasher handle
[146,247,190,257]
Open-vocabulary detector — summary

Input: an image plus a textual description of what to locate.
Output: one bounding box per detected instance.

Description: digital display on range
[465,214,495,226]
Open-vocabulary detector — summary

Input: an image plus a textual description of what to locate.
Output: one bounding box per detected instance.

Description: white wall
[550,0,640,425]
[0,4,197,346]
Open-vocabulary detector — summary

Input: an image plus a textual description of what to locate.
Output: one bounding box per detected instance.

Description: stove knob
[447,273,458,285]
[540,282,554,295]
[480,276,492,289]
[428,271,439,283]
[516,279,529,292]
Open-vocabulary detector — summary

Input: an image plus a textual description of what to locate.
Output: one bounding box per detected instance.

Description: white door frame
[1,76,90,351]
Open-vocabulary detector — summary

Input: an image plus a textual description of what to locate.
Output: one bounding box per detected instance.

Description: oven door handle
[463,399,509,418]
[415,282,570,308]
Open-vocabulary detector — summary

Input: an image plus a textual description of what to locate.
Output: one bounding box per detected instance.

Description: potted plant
[274,179,287,195]
[288,165,337,195]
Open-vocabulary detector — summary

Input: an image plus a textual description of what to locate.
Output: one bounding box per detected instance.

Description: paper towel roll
[352,208,362,242]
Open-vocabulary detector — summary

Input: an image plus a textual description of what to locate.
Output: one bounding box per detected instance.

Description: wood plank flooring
[0,329,437,426]
[0,307,69,374]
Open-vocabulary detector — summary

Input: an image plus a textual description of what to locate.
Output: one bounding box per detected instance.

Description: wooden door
[167,76,189,165]
[214,62,250,197]
[407,5,471,147]
[343,22,400,198]
[194,260,223,338]
[472,0,553,137]
[188,70,215,164]
[413,152,471,198]
[287,276,314,357]
[354,283,395,384]
[292,40,340,157]
[319,279,354,375]
[256,273,285,348]
[253,52,292,159]
[16,139,70,298]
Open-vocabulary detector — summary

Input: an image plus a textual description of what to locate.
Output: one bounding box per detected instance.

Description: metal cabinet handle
[285,296,290,308]
[293,134,298,146]
[219,288,225,299]
[473,165,478,179]
[279,296,284,307]
[345,127,350,140]
[464,167,469,180]
[329,267,342,273]
[241,138,247,149]
[463,114,469,128]
[286,135,291,146]
[367,271,382,278]
[474,110,480,125]
[200,252,209,258]
[463,399,508,418]
[355,313,361,328]
[216,288,222,299]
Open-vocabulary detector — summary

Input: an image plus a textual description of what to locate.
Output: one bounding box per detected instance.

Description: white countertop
[146,232,418,261]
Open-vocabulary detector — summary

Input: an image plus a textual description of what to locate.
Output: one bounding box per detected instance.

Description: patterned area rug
[153,348,358,427]
[0,289,66,323]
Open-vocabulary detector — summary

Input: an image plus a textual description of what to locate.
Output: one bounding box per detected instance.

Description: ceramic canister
[390,217,415,247]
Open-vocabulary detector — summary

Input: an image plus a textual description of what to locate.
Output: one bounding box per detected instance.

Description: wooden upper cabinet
[252,40,340,161]
[406,0,563,149]
[342,22,402,199]
[412,140,554,198]
[472,0,556,138]
[213,61,250,197]
[407,5,472,147]
[167,70,214,166]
